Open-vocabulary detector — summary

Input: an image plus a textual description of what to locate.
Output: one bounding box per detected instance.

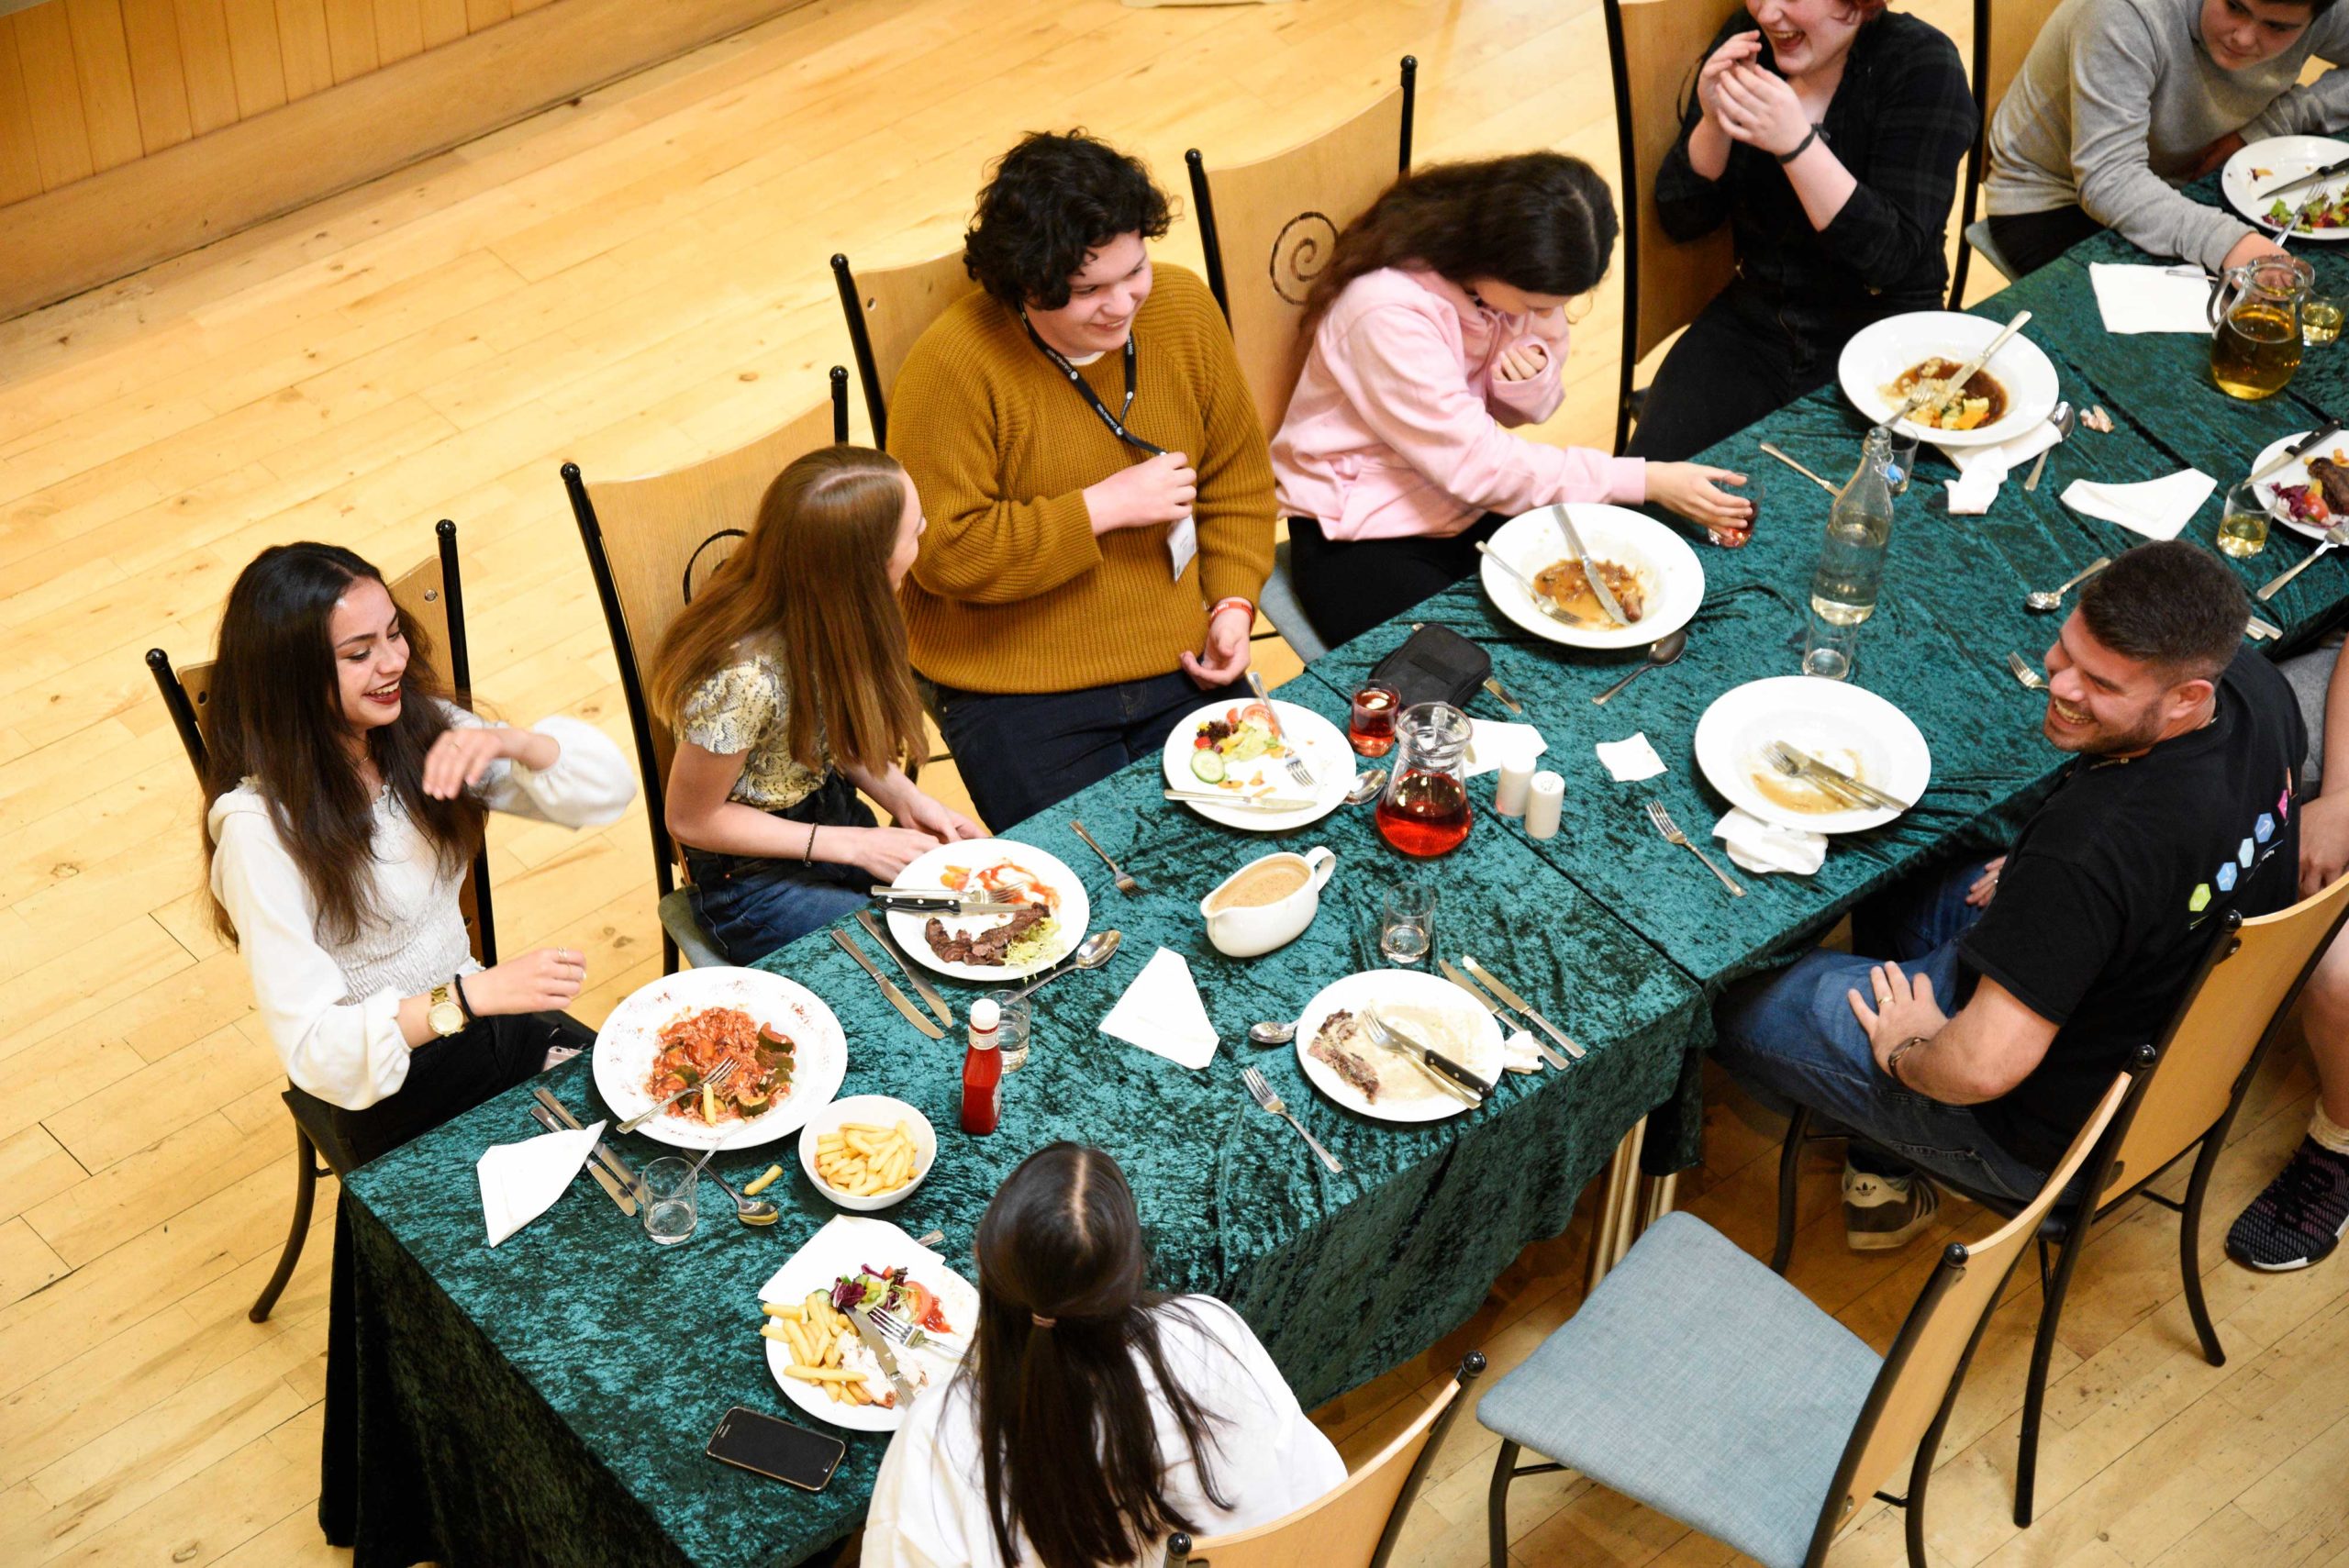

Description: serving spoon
[1248,1019,1297,1048]
[2025,555,2109,613]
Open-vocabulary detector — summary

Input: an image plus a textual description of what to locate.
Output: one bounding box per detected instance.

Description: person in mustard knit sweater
[889,131,1276,831]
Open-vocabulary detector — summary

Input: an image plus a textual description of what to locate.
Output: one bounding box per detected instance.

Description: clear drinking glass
[1801,604,1861,681]
[2218,480,2272,559]
[640,1156,698,1245]
[1377,878,1437,966]
[2307,295,2344,346]
[1349,683,1400,757]
[986,990,1032,1072]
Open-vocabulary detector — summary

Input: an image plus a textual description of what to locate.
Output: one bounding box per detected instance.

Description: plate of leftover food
[1837,311,2060,448]
[2248,428,2349,542]
[2222,136,2349,240]
[760,1217,979,1432]
[1693,676,1932,835]
[1477,503,1706,651]
[885,838,1091,982]
[1291,968,1504,1125]
[1158,698,1358,831]
[592,967,847,1151]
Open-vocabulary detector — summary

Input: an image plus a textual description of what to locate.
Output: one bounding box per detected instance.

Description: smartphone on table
[706,1406,846,1491]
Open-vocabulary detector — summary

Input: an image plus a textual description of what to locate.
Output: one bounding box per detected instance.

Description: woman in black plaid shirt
[1627,2,1976,469]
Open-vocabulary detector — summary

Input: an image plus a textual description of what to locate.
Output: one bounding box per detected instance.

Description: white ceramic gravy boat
[1200,846,1336,959]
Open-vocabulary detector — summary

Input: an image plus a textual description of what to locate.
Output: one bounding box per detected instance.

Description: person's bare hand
[2191,129,2246,180]
[1714,62,1811,157]
[1847,962,1951,1071]
[1084,452,1197,535]
[1697,31,1765,121]
[2223,229,2290,270]
[1648,462,1754,543]
[1494,341,1548,383]
[1180,605,1253,689]
[848,827,953,882]
[468,947,587,1016]
[422,726,513,799]
[896,792,987,845]
[1965,856,2009,907]
[2301,795,2349,896]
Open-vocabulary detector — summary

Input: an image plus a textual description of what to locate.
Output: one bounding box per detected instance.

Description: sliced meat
[1308,1009,1382,1102]
[923,903,1048,966]
[2311,456,2349,517]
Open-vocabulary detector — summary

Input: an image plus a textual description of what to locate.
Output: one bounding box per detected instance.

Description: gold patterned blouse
[677,644,830,811]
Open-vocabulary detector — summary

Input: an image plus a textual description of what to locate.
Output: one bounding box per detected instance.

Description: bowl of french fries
[797,1095,936,1211]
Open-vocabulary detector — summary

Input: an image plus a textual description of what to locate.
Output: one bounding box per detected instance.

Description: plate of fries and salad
[760,1216,978,1431]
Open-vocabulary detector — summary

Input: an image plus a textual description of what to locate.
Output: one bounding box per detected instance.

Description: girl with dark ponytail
[865,1145,1343,1568]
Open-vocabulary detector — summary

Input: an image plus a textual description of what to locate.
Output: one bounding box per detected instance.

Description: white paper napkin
[1596,733,1666,783]
[1502,1030,1546,1073]
[2089,262,2213,334]
[1098,947,1219,1070]
[478,1119,606,1246]
[1713,809,1827,876]
[1465,719,1546,779]
[2061,469,2216,541]
[1935,422,2063,515]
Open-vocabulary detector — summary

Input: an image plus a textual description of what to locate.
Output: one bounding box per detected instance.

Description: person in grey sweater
[1987,0,2349,276]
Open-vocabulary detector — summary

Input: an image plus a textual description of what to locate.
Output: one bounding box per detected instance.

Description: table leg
[1582,1118,1651,1296]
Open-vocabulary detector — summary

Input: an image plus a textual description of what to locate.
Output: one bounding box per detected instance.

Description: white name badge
[1167,514,1198,582]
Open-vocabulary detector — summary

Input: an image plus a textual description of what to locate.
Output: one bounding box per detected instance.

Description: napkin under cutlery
[1098,947,1219,1070]
[1595,732,1666,783]
[1464,719,1546,779]
[1940,422,2064,516]
[479,1119,607,1245]
[2088,262,2214,334]
[2061,469,2216,541]
[1713,808,1828,876]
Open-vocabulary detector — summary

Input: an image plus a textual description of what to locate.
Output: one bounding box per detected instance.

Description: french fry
[743,1163,784,1196]
[761,1301,803,1320]
[844,1379,872,1405]
[784,1365,867,1384]
[759,1323,794,1342]
[780,1318,815,1366]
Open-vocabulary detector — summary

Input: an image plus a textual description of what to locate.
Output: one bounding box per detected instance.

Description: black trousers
[1286,511,1509,651]
[1628,281,1876,463]
[1986,204,2106,279]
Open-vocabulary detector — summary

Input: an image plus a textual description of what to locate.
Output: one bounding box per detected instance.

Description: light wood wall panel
[0,19,42,201]
[171,0,237,132]
[117,0,194,152]
[273,0,331,100]
[219,0,285,117]
[63,0,142,170]
[15,3,95,188]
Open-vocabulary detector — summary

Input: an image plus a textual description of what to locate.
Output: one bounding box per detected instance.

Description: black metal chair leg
[1904,1431,1933,1568]
[1772,1106,1811,1274]
[1486,1440,1520,1568]
[2178,1134,2228,1366]
[2014,1228,2087,1526]
[662,929,679,976]
[250,1122,320,1323]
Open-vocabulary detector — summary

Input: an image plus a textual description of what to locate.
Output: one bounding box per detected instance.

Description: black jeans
[1286,512,1509,650]
[1987,204,2106,279]
[682,773,878,965]
[1628,280,1877,463]
[931,669,1252,831]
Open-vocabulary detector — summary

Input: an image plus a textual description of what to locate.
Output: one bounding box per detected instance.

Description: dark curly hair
[963,131,1174,310]
[1299,153,1620,333]
[2076,540,2248,682]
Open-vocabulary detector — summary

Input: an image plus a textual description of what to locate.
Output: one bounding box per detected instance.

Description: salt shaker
[1523,771,1564,840]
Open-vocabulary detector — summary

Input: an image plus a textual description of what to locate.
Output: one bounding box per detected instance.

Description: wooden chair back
[144,521,494,965]
[1952,0,2065,298]
[1604,0,1743,451]
[1165,1352,1481,1568]
[833,250,985,447]
[562,373,850,897]
[1184,57,1418,439]
[1808,1067,2136,1557]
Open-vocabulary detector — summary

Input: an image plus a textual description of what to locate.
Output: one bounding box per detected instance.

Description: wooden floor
[0,0,2343,1563]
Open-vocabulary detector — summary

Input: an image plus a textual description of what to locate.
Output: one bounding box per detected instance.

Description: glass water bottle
[1809,428,1897,630]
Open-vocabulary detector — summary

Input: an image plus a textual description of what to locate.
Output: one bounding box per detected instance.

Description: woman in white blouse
[865,1145,1345,1568]
[203,540,634,1162]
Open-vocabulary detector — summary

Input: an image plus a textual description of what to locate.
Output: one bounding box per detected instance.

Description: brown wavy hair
[650,445,926,779]
[202,543,485,946]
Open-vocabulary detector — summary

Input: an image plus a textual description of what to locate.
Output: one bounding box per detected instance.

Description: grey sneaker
[2226,1138,2349,1272]
[1843,1163,1941,1251]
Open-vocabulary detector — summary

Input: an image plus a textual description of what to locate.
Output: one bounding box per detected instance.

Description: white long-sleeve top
[863,1296,1346,1568]
[207,711,635,1110]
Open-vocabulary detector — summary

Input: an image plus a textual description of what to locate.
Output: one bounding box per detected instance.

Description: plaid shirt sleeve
[1817,32,1978,293]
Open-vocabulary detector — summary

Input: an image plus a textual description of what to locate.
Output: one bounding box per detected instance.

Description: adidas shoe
[1842,1164,1941,1251]
[2226,1138,2349,1272]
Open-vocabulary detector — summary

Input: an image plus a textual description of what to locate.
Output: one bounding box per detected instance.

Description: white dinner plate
[1693,676,1932,835]
[1837,311,2062,449]
[2222,135,2349,240]
[1476,504,1706,651]
[1159,697,1359,832]
[1291,969,1504,1125]
[2246,429,2347,542]
[885,838,1090,983]
[761,1218,979,1432]
[591,968,846,1151]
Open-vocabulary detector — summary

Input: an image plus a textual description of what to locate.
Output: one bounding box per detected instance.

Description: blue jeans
[930,670,1252,832]
[1712,861,2048,1203]
[682,779,877,966]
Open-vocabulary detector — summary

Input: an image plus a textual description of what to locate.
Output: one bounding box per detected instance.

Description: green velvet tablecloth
[340,195,2349,1568]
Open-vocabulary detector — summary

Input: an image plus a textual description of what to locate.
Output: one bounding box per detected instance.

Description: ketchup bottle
[961,998,1002,1135]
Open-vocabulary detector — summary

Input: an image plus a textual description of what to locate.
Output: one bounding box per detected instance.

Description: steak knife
[854,909,953,1030]
[2260,155,2349,201]
[1460,956,1588,1062]
[829,928,944,1039]
[1550,505,1630,626]
[2249,426,2343,486]
[1438,958,1568,1070]
[1370,1013,1496,1102]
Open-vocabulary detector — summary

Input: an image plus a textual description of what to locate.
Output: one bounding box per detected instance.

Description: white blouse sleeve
[448,707,637,827]
[210,805,413,1111]
[864,1389,987,1568]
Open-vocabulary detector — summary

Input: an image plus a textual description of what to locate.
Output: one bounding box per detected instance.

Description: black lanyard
[1019,315,1166,457]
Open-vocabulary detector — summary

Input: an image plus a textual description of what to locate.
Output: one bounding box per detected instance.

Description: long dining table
[334,194,2349,1568]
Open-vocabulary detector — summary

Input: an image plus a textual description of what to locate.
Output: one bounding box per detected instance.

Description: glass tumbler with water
[1807,428,1896,676]
[1377,879,1437,966]
[640,1156,698,1245]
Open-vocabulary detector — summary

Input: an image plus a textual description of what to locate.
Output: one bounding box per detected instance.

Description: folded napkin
[1465,719,1546,779]
[2062,469,2216,541]
[478,1119,606,1246]
[1099,947,1218,1070]
[1595,732,1666,783]
[1713,808,1827,876]
[1938,422,2063,516]
[2089,262,2214,334]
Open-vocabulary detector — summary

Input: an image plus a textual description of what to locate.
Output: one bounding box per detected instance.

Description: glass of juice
[2218,481,2272,559]
[2307,295,2344,346]
[1349,683,1399,756]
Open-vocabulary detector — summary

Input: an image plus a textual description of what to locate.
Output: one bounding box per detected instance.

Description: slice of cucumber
[1190,749,1225,783]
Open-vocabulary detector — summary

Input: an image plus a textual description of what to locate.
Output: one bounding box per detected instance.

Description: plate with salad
[759,1216,979,1432]
[2223,136,2349,241]
[1158,697,1358,832]
[591,967,847,1151]
[885,838,1091,982]
[2247,428,2349,542]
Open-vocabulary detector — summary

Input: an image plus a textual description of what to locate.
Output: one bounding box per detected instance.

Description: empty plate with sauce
[1692,677,1932,834]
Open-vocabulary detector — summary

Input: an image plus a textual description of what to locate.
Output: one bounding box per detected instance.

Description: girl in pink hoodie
[1272,154,1752,648]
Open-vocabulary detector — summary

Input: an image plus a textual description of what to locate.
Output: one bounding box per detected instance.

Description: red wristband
[1209,597,1253,624]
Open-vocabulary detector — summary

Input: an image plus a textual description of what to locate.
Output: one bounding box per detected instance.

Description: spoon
[1473,540,1580,626]
[2022,402,2075,493]
[2025,555,2109,613]
[1009,930,1121,1000]
[683,1145,781,1226]
[1344,770,1387,805]
[1248,1019,1297,1048]
[1591,628,1689,706]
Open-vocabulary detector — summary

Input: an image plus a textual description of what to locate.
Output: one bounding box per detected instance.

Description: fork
[618,1058,737,1133]
[1356,1007,1483,1106]
[1644,800,1745,897]
[2006,651,2048,691]
[1763,740,1910,813]
[1068,819,1141,895]
[1241,1065,1342,1173]
[1246,669,1317,791]
[869,1307,960,1355]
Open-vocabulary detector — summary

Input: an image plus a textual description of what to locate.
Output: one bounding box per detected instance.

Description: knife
[870,894,1021,915]
[1460,956,1588,1062]
[2261,155,2349,202]
[2247,613,2284,641]
[1482,676,1523,715]
[1550,505,1630,626]
[532,1085,638,1188]
[2249,427,2342,486]
[527,1098,638,1215]
[855,909,954,1030]
[829,929,945,1039]
[1779,744,1913,813]
[1369,1012,1496,1101]
[849,1306,920,1407]
[1162,789,1320,810]
[1439,958,1568,1070]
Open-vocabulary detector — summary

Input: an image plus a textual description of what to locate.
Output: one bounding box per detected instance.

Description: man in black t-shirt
[1716,542,2305,1251]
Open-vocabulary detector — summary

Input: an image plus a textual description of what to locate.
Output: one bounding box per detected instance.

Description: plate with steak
[1292,970,1502,1124]
[885,838,1092,983]
[2249,428,2349,541]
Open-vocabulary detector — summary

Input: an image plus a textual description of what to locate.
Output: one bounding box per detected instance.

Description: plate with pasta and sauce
[1477,504,1705,651]
[591,967,847,1150]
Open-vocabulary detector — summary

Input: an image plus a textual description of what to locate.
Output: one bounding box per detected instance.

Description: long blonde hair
[651,446,927,779]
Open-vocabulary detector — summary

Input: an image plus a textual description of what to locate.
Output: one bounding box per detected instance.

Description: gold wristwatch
[428,982,466,1038]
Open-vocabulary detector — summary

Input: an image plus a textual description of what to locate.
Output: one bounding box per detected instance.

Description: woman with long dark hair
[652,445,985,965]
[1271,153,1753,649]
[865,1145,1342,1568]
